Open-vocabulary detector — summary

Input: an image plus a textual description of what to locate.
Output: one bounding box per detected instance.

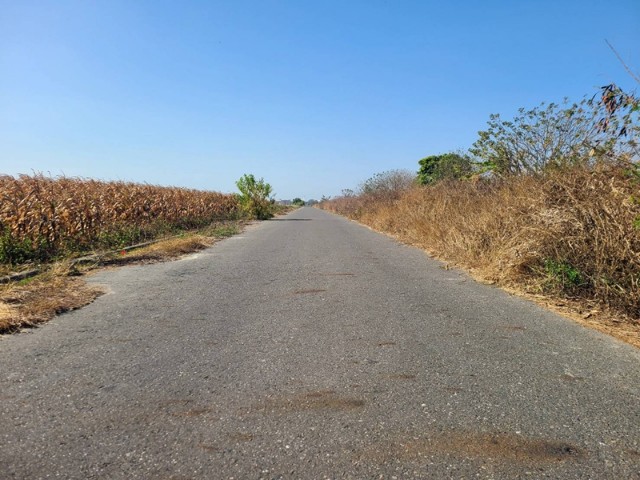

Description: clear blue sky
[1,1,638,200]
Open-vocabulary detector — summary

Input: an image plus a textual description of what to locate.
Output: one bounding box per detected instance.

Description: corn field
[0,174,239,265]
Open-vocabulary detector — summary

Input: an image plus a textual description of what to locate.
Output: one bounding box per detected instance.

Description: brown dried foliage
[0,174,239,264]
[0,272,104,332]
[322,165,640,324]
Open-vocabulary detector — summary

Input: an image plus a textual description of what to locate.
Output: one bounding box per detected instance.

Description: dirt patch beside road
[0,223,246,334]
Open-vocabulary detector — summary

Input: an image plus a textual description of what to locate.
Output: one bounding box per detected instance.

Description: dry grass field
[321,164,640,347]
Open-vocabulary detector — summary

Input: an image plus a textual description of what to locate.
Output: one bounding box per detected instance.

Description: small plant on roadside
[235,174,275,220]
[202,224,240,238]
[542,259,586,292]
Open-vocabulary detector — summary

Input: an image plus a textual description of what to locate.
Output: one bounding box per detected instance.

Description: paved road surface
[1,207,639,479]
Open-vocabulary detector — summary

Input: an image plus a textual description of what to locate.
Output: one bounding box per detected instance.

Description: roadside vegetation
[0,175,240,268]
[235,173,277,220]
[321,84,640,347]
[0,222,242,333]
[0,173,283,333]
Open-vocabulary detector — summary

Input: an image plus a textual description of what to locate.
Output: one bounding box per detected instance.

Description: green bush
[0,229,44,265]
[417,152,476,185]
[543,259,586,292]
[236,174,275,220]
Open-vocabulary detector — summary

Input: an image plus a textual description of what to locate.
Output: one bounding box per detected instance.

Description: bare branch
[605,39,640,85]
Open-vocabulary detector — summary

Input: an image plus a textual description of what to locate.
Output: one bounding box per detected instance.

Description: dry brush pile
[321,165,640,321]
[0,174,239,265]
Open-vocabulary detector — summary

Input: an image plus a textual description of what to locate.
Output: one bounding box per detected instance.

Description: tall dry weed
[322,165,640,319]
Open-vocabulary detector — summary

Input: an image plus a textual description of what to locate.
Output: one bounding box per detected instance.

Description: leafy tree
[417,152,475,185]
[470,88,639,176]
[235,174,274,220]
[291,198,305,206]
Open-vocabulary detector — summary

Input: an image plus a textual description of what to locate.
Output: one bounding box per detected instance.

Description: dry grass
[0,272,104,333]
[97,235,215,266]
[0,222,245,334]
[322,165,640,347]
[145,235,213,255]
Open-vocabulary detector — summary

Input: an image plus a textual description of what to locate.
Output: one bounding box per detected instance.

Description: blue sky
[1,0,638,200]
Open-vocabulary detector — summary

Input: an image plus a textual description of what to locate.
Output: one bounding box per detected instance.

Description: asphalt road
[1,207,639,479]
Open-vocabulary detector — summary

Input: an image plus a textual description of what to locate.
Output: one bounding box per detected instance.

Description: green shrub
[236,174,275,220]
[417,152,476,185]
[543,259,586,291]
[0,229,43,265]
